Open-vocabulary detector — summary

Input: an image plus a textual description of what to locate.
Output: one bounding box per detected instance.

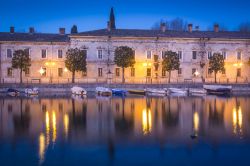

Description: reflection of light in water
[233,107,243,137]
[52,111,57,143]
[142,109,152,135]
[64,114,69,139]
[193,112,199,133]
[39,133,45,164]
[45,111,50,145]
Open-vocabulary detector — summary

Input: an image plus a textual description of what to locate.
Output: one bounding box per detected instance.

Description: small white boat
[71,86,87,95]
[7,88,20,96]
[25,88,39,95]
[96,87,112,96]
[145,88,167,96]
[189,88,207,95]
[203,85,232,95]
[165,88,188,95]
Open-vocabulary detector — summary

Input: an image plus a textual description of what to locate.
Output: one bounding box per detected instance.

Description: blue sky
[0,0,250,33]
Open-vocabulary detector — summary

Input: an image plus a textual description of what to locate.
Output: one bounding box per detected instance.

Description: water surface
[0,95,250,166]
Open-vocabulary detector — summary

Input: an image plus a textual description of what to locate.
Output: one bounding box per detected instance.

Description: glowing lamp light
[39,67,45,75]
[64,68,68,72]
[194,71,199,76]
[143,63,152,67]
[233,63,243,67]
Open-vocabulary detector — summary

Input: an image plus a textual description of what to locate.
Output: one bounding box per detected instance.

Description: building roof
[72,29,250,40]
[0,32,69,42]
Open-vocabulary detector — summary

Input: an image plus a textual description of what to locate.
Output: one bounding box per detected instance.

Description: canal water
[0,94,250,166]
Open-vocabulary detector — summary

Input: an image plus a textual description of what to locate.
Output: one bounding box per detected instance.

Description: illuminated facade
[0,22,250,84]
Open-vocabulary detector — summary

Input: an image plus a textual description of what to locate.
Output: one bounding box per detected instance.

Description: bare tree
[152,18,187,31]
[238,22,250,32]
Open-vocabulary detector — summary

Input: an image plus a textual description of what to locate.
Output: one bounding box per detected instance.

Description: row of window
[5,48,243,61]
[6,49,63,59]
[6,67,242,78]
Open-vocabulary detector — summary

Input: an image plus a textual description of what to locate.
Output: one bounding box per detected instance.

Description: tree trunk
[214,72,217,83]
[20,69,23,84]
[122,67,125,84]
[168,71,171,83]
[72,70,75,83]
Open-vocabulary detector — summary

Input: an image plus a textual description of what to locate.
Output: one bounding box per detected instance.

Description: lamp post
[233,63,243,83]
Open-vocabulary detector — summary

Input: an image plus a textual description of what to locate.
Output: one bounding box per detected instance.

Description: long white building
[0,11,250,84]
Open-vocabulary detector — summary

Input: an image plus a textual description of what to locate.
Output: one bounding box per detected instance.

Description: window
[192,51,197,60]
[25,68,30,76]
[41,49,47,58]
[162,51,167,59]
[222,51,227,59]
[192,68,196,75]
[132,50,135,59]
[162,69,166,77]
[7,68,12,77]
[58,50,63,58]
[98,50,102,59]
[237,68,241,77]
[58,68,63,77]
[237,52,242,60]
[147,51,152,59]
[147,68,151,77]
[82,71,87,77]
[131,67,135,77]
[98,68,102,77]
[207,51,212,59]
[42,68,46,76]
[24,48,30,56]
[208,69,212,76]
[7,49,12,58]
[178,51,182,60]
[115,68,120,77]
[178,68,182,75]
[82,49,87,58]
[222,69,226,75]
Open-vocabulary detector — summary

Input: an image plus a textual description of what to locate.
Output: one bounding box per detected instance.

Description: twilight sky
[0,0,250,33]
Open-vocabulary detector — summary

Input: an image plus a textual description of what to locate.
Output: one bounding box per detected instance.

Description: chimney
[10,26,15,33]
[195,26,199,31]
[214,24,219,32]
[160,22,166,32]
[59,28,65,35]
[107,21,111,31]
[29,27,35,34]
[188,24,193,32]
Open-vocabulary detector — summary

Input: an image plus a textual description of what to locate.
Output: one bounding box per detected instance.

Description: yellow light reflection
[193,112,199,132]
[232,107,243,136]
[39,133,45,164]
[142,109,152,135]
[45,111,50,146]
[52,111,57,143]
[64,114,69,139]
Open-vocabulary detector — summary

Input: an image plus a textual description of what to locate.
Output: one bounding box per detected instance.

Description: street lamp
[39,67,45,75]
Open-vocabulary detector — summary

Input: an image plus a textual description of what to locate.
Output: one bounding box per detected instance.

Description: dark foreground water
[0,94,250,166]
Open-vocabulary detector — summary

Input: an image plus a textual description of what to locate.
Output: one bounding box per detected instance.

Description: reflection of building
[0,9,250,84]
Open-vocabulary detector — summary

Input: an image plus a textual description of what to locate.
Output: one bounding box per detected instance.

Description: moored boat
[7,88,20,96]
[96,87,112,96]
[203,85,232,95]
[112,89,127,96]
[128,89,146,95]
[71,86,87,96]
[25,88,39,95]
[145,88,167,96]
[165,88,188,95]
[189,88,207,96]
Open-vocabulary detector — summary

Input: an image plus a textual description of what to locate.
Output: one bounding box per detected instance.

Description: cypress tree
[110,7,116,29]
[71,25,78,34]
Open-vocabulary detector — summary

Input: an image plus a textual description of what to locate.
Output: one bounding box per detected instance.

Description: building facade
[0,20,250,84]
